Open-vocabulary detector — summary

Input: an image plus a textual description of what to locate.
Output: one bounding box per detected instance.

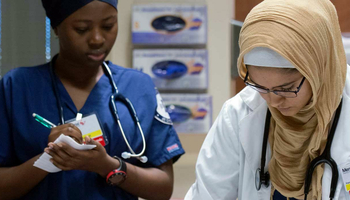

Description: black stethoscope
[49,58,148,163]
[255,99,343,200]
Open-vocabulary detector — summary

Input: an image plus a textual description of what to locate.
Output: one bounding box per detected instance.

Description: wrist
[97,155,120,177]
[106,156,127,186]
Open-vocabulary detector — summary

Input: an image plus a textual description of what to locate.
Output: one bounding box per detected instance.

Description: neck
[54,55,104,87]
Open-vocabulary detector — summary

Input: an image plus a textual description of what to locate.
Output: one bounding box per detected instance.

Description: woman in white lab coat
[185,0,350,199]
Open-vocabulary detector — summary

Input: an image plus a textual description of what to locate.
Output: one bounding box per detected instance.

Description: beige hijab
[237,0,347,199]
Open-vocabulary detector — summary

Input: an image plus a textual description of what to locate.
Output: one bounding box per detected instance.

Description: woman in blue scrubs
[0,1,184,199]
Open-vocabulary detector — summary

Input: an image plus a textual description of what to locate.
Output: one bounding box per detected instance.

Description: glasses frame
[244,71,306,98]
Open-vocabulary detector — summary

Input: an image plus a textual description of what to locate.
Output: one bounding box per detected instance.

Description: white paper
[33,134,96,173]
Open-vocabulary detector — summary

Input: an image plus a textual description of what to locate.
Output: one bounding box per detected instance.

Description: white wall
[108,0,233,198]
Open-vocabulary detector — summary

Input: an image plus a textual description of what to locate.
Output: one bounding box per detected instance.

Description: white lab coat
[185,65,350,200]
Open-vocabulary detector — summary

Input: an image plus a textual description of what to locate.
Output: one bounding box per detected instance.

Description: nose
[88,28,105,49]
[262,93,285,108]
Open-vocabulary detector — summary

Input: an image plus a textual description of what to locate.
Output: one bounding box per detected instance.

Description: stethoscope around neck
[255,99,343,200]
[49,59,148,163]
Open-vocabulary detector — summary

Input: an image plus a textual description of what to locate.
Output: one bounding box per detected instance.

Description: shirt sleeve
[184,101,240,200]
[0,73,17,166]
[145,119,185,167]
[143,86,185,167]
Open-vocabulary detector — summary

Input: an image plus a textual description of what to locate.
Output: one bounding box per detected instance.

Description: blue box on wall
[132,4,207,45]
[160,93,212,134]
[133,49,208,91]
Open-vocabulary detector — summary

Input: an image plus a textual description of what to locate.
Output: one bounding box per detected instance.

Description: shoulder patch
[154,89,173,125]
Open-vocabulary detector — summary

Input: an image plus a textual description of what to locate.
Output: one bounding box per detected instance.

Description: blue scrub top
[273,190,299,200]
[0,61,185,200]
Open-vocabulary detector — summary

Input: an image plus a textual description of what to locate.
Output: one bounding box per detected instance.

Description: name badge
[340,161,350,195]
[66,113,108,146]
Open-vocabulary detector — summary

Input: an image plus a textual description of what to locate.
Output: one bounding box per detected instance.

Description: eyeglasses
[244,71,306,98]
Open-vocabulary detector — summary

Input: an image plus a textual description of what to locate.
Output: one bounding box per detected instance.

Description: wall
[108,0,233,198]
[1,0,59,77]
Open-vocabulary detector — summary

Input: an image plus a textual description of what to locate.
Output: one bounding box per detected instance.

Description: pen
[32,113,57,128]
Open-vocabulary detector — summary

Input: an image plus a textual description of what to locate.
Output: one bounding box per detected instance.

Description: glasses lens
[245,83,269,94]
[274,91,297,98]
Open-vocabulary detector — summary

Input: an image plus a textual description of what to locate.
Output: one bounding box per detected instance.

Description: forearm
[98,156,174,200]
[120,161,174,200]
[0,154,49,200]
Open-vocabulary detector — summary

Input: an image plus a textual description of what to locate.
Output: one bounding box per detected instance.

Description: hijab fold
[237,0,347,199]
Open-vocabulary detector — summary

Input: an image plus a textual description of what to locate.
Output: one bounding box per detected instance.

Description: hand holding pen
[33,113,83,144]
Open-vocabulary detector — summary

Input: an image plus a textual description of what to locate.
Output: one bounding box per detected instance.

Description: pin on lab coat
[185,65,350,200]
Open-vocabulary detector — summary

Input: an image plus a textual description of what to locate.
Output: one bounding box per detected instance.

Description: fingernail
[68,127,72,131]
[48,144,53,149]
[45,149,50,154]
[57,143,62,147]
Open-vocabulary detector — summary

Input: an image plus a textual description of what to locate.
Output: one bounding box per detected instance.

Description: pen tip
[32,113,36,117]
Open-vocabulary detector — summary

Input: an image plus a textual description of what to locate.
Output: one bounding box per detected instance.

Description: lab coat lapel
[239,103,269,172]
[239,88,271,199]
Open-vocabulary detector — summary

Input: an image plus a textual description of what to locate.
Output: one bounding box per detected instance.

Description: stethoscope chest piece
[255,168,270,190]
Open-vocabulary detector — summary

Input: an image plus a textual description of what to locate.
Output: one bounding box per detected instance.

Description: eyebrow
[102,15,118,21]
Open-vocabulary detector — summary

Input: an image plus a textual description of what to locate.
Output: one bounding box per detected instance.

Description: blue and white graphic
[133,49,208,90]
[132,4,207,45]
[161,94,212,134]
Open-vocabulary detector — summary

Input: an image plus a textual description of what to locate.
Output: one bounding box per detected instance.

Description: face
[54,1,118,67]
[247,66,313,116]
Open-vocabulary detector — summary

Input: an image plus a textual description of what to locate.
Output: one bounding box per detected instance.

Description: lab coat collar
[239,86,266,111]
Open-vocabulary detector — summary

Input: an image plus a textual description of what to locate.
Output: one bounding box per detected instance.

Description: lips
[87,52,106,62]
[277,107,290,112]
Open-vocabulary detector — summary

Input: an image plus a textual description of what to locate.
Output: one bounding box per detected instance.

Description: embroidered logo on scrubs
[167,144,179,153]
[155,89,173,125]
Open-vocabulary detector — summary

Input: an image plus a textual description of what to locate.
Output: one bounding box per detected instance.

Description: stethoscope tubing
[49,59,147,163]
[256,99,343,200]
[104,62,147,162]
[303,98,342,200]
